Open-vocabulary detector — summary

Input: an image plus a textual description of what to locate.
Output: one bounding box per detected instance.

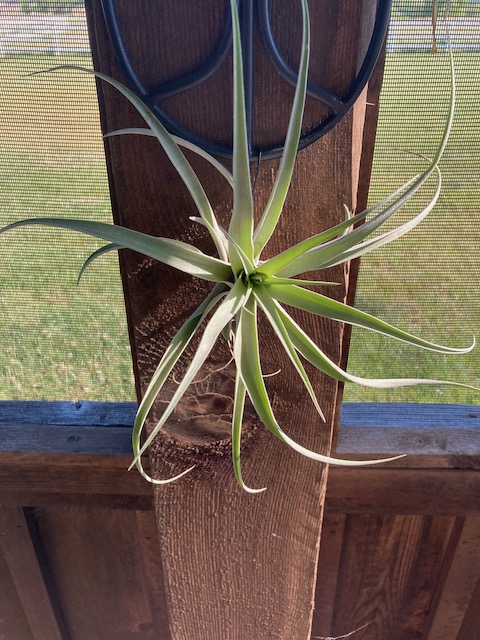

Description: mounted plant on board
[1,0,477,491]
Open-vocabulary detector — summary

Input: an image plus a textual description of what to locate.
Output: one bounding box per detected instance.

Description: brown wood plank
[422,517,480,640]
[0,507,66,640]
[326,467,480,516]
[0,400,137,428]
[2,455,479,517]
[337,403,480,469]
[33,506,170,640]
[3,401,480,465]
[456,569,480,640]
[0,451,153,509]
[0,538,35,640]
[311,512,347,639]
[84,0,381,638]
[2,444,480,517]
[320,514,456,640]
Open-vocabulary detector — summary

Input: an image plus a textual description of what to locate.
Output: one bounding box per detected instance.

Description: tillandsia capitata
[1,0,477,491]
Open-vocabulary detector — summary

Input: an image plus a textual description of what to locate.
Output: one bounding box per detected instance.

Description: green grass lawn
[0,53,135,401]
[344,49,480,403]
[0,49,479,404]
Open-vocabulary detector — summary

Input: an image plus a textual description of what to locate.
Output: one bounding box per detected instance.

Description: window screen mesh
[0,1,478,404]
[345,0,480,403]
[0,2,134,400]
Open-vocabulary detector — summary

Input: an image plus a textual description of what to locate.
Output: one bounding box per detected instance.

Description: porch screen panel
[1,1,478,405]
[0,1,134,401]
[345,0,480,403]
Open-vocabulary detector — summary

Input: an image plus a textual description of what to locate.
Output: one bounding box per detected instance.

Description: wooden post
[84,1,383,637]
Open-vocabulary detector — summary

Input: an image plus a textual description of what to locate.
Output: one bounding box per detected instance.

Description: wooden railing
[0,400,478,639]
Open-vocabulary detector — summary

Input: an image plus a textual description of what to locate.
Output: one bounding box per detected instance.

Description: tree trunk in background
[85,1,383,637]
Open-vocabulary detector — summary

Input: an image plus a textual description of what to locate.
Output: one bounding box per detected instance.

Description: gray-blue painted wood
[0,401,478,457]
[0,400,136,456]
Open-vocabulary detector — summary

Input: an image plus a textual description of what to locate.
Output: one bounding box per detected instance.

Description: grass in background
[0,47,478,404]
[344,50,480,403]
[0,53,135,400]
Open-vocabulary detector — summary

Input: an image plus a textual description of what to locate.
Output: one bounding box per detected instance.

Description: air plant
[1,0,477,492]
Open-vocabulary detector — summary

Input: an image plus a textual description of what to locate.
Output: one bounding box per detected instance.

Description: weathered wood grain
[0,451,152,509]
[456,569,480,640]
[324,514,458,640]
[0,400,137,427]
[0,507,66,640]
[33,506,169,640]
[84,0,380,637]
[422,517,480,640]
[0,399,136,456]
[1,401,479,463]
[337,402,480,469]
[326,467,480,516]
[0,542,35,640]
[311,512,347,639]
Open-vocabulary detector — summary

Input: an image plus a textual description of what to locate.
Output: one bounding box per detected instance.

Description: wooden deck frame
[0,400,479,511]
[1,401,479,639]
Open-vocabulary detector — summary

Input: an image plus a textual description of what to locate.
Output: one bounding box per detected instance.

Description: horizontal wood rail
[1,401,479,640]
[0,400,478,512]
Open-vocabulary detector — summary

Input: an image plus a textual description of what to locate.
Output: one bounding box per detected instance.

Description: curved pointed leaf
[77,242,120,284]
[235,297,403,467]
[1,218,233,283]
[259,275,339,287]
[274,46,456,278]
[259,175,419,277]
[104,128,234,187]
[253,285,325,421]
[31,65,227,260]
[228,0,254,273]
[132,285,227,482]
[278,302,480,393]
[253,0,310,256]
[283,166,442,275]
[268,284,475,354]
[232,373,266,493]
[131,278,251,470]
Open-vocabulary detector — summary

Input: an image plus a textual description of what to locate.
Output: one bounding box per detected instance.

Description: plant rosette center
[240,271,267,287]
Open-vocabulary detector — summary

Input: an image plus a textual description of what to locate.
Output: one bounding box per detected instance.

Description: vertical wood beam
[313,514,458,640]
[84,1,381,637]
[423,517,480,640]
[0,508,66,640]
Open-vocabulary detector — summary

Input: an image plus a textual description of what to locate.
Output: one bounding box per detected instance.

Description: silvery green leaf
[253,285,325,421]
[278,302,480,393]
[268,284,475,354]
[228,0,254,274]
[1,218,232,283]
[131,285,227,483]
[77,242,121,284]
[131,277,251,470]
[253,0,310,257]
[104,128,234,187]
[259,275,339,287]
[235,297,404,466]
[258,175,419,277]
[31,65,227,261]
[232,372,266,493]
[275,43,456,278]
[282,166,442,275]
